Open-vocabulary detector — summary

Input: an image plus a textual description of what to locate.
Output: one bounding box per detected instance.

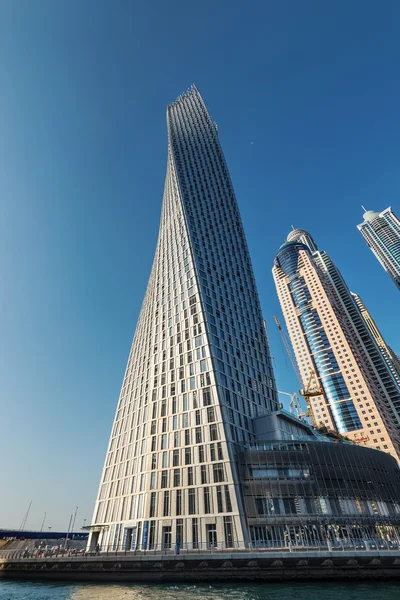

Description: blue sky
[1,0,400,530]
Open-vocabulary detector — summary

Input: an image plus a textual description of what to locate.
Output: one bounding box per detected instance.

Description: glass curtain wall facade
[241,440,400,548]
[87,85,279,552]
[272,238,400,461]
[357,207,400,290]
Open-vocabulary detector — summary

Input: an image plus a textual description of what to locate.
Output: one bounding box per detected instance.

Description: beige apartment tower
[272,232,400,461]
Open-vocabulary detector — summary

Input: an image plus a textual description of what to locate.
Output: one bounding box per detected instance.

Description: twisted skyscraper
[88,85,279,551]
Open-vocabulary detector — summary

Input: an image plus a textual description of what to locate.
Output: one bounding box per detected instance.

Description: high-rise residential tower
[88,85,279,552]
[291,231,400,437]
[272,230,400,460]
[352,292,400,388]
[357,207,400,290]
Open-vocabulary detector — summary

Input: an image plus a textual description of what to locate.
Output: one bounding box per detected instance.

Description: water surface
[1,581,400,600]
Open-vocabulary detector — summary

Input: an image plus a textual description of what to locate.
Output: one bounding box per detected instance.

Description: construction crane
[278,390,303,418]
[300,370,325,427]
[273,316,302,383]
[273,316,323,427]
[301,370,323,400]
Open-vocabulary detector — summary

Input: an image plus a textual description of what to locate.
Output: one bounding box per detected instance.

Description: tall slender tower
[88,85,279,552]
[289,231,400,436]
[352,292,400,388]
[272,232,400,461]
[357,207,400,290]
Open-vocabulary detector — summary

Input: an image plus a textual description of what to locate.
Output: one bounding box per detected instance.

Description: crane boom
[273,316,302,386]
[274,316,322,427]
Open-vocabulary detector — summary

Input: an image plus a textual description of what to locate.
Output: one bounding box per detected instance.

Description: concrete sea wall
[1,551,400,582]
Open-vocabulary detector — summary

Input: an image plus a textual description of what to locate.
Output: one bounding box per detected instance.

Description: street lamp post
[64,514,73,550]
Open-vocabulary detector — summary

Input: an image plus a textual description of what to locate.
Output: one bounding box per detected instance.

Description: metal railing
[1,538,399,560]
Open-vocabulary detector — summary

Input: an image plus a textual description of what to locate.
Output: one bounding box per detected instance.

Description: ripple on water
[1,581,400,600]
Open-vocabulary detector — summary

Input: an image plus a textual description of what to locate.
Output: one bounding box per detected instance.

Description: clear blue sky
[1,0,399,530]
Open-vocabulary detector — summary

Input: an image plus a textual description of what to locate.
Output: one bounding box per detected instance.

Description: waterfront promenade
[1,547,400,583]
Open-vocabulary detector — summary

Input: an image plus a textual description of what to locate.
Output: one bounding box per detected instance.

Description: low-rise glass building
[240,414,400,547]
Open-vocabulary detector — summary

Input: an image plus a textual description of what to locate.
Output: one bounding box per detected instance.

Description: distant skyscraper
[88,85,279,552]
[352,292,400,389]
[357,207,400,290]
[272,230,400,460]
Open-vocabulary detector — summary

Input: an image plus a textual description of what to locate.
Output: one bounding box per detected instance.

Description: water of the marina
[0,581,399,600]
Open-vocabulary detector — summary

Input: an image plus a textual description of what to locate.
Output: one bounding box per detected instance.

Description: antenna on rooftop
[361,205,367,212]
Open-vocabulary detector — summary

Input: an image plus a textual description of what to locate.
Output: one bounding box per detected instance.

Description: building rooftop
[361,209,380,224]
